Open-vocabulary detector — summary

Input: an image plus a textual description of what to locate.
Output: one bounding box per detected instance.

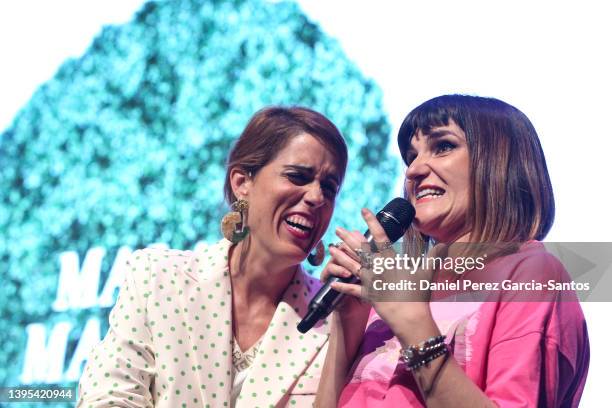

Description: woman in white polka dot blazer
[78,107,349,407]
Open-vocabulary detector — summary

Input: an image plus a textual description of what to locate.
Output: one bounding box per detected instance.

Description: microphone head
[376,198,415,242]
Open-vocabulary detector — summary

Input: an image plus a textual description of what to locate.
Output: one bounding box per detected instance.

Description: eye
[287,171,338,200]
[321,181,339,200]
[434,140,456,155]
[287,172,309,185]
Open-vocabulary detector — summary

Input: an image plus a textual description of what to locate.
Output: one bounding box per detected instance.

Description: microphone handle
[296,232,373,333]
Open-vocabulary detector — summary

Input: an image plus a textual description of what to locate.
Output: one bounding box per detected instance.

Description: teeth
[286,215,313,230]
[416,188,444,200]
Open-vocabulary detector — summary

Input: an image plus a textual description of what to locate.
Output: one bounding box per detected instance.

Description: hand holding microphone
[297,198,415,333]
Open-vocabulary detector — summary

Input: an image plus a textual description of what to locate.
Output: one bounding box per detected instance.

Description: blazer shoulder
[294,268,324,301]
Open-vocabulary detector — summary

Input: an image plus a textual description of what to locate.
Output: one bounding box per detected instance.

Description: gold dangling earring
[221,199,250,243]
[307,240,325,266]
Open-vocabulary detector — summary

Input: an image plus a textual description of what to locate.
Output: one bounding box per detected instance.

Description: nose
[304,182,325,208]
[405,153,430,182]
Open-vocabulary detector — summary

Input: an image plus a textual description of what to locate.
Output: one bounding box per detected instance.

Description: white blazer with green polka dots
[78,239,330,408]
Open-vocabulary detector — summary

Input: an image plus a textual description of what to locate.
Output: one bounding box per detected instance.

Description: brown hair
[397,94,555,252]
[224,106,348,204]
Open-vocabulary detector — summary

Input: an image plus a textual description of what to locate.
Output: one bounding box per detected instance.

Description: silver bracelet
[400,335,448,371]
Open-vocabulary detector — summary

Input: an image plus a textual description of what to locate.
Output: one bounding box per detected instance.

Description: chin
[414,216,438,232]
[281,242,309,260]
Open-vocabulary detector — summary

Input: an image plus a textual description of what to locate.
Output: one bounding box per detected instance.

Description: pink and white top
[339,242,590,407]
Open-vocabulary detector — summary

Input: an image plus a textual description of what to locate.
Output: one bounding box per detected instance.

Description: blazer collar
[196,239,329,407]
[236,268,329,407]
[192,239,234,403]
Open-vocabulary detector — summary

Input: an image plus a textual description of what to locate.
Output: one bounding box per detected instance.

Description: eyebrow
[426,129,461,139]
[283,164,340,185]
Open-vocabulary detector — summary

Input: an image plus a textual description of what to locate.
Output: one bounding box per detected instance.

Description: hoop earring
[307,240,325,266]
[221,199,250,243]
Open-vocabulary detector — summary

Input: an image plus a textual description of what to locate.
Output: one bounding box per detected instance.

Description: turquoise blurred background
[0,0,398,405]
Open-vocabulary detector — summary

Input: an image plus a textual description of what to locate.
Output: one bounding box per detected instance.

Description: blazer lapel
[189,239,234,404]
[236,269,330,408]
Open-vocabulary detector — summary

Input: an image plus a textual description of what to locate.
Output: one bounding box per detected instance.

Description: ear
[229,167,252,200]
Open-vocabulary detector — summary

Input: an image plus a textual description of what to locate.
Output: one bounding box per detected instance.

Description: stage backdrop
[0,0,398,405]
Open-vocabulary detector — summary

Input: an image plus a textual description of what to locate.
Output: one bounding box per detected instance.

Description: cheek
[313,205,334,237]
[449,180,468,203]
[446,155,470,198]
[450,184,470,221]
[320,205,334,226]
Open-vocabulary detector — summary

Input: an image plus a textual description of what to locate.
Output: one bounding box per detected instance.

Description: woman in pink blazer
[78,106,348,407]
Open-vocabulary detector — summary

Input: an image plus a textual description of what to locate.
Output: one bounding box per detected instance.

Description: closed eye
[287,172,309,185]
[286,173,337,200]
[321,181,338,199]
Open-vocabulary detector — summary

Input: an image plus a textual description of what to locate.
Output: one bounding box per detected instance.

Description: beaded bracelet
[400,335,449,371]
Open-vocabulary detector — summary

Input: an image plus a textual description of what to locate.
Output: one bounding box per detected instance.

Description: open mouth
[284,214,314,238]
[416,187,445,201]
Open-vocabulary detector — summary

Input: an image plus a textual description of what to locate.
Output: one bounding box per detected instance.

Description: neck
[454,230,471,243]
[435,226,472,244]
[229,238,298,307]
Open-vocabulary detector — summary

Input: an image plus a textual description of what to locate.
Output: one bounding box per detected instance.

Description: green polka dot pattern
[78,239,330,407]
[0,0,396,400]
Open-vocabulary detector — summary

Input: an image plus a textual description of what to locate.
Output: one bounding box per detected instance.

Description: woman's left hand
[330,208,434,334]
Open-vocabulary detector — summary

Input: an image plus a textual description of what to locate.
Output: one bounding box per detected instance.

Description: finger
[330,281,364,299]
[320,264,330,283]
[335,227,367,250]
[329,240,360,263]
[361,208,397,256]
[361,208,395,252]
[320,260,347,283]
[329,246,362,278]
[334,228,368,263]
[325,263,353,280]
[320,258,336,282]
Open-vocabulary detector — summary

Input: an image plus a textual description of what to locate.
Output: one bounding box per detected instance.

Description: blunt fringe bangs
[397,94,555,244]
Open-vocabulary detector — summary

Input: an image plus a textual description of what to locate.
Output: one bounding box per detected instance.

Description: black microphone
[297,198,415,333]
